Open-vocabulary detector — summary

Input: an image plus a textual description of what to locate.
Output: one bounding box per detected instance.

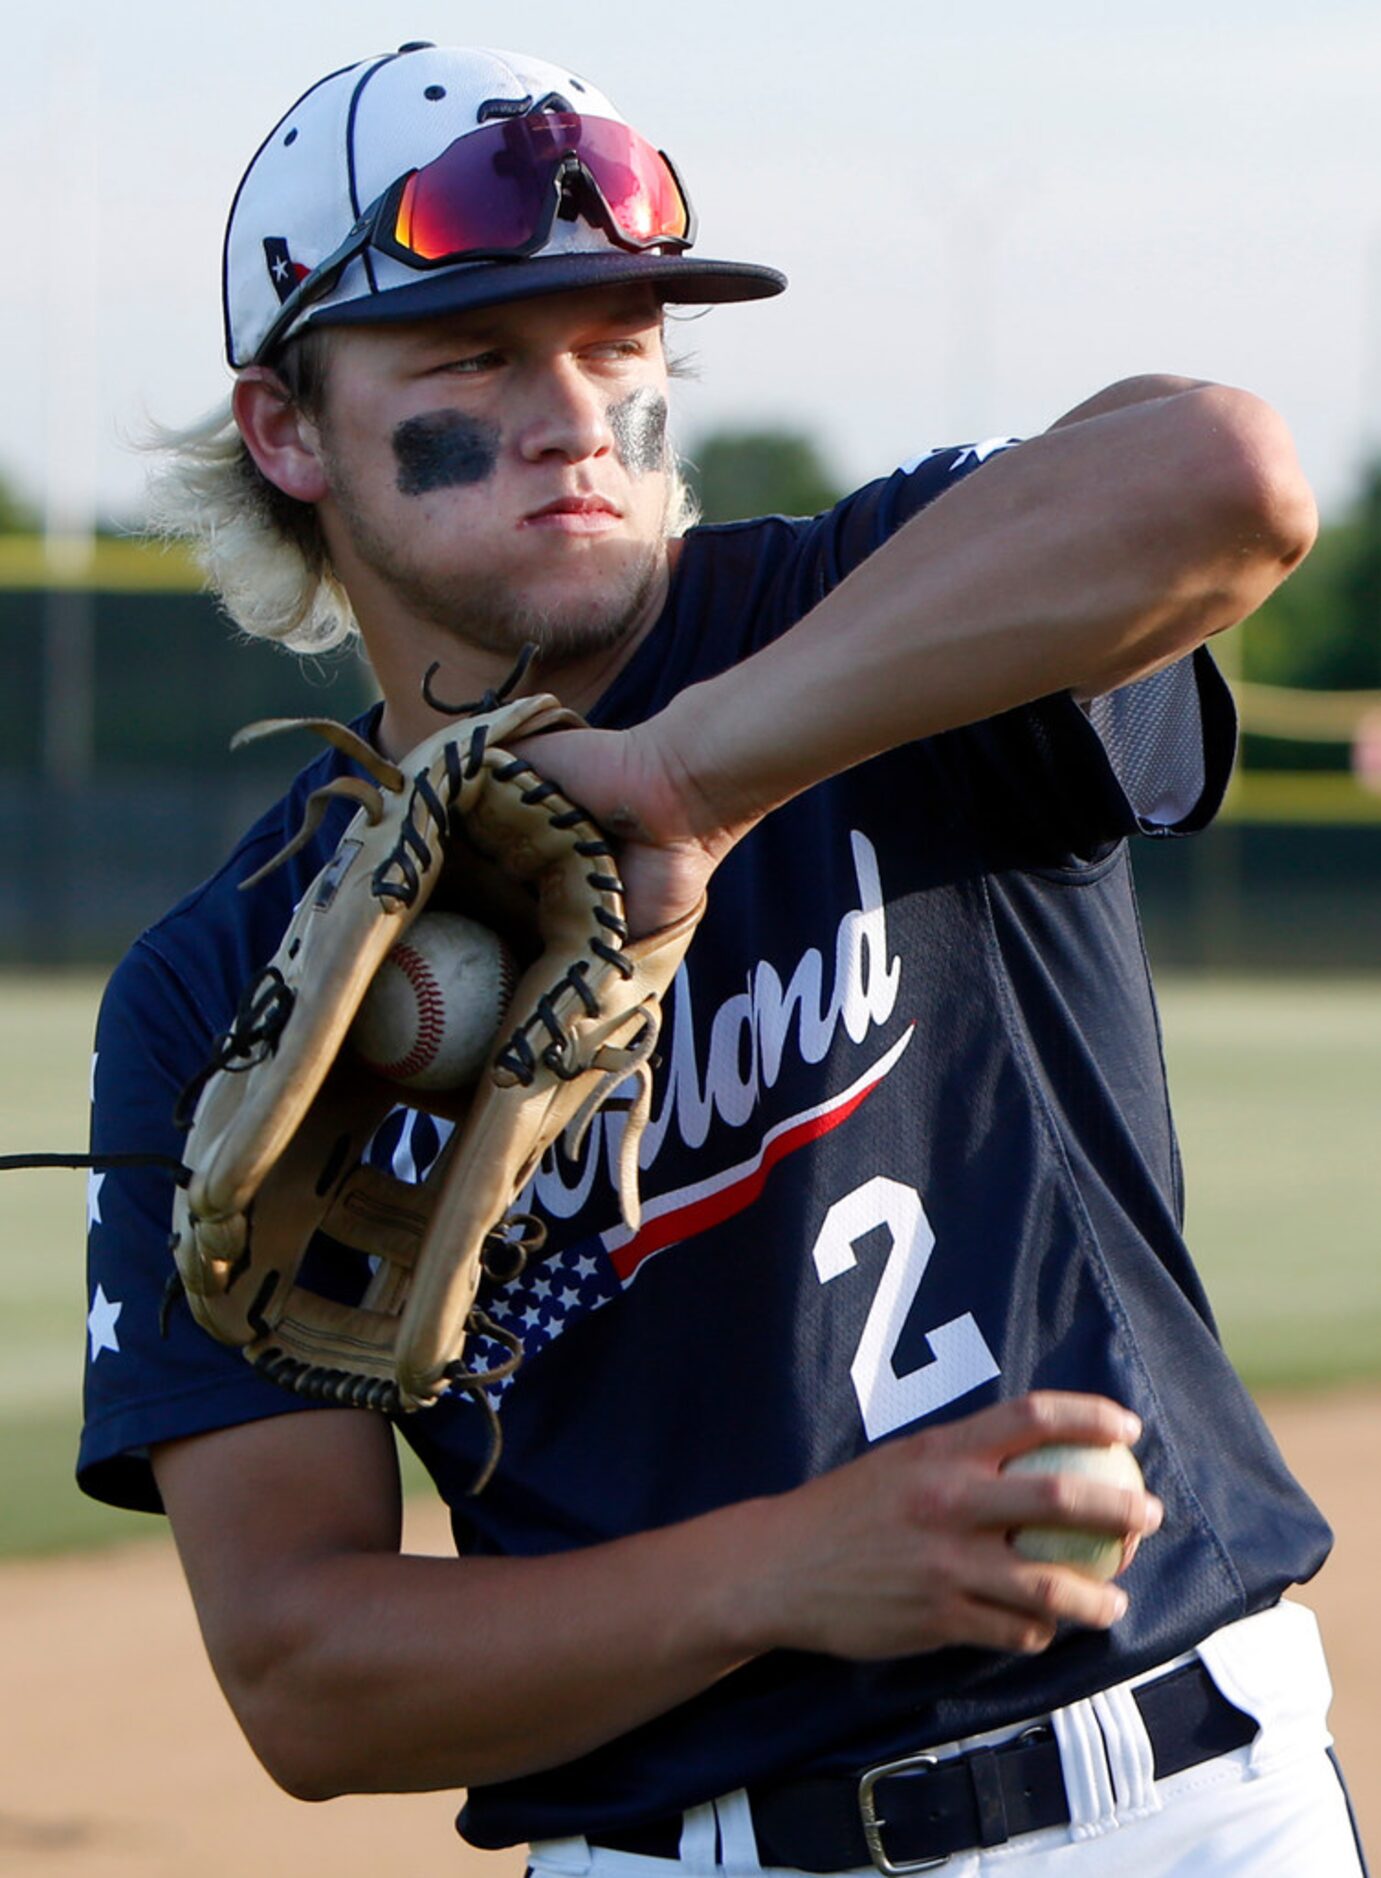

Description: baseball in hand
[350,912,518,1091]
[1002,1442,1146,1581]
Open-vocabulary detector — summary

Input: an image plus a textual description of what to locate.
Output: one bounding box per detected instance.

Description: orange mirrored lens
[389,115,688,261]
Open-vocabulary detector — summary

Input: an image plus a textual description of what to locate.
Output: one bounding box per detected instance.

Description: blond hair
[145,327,699,656]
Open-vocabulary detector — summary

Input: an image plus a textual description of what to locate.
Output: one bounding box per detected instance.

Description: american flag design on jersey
[364,1102,624,1394]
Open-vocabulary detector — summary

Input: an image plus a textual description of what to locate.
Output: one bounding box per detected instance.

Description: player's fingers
[967,1543,1132,1633]
[930,1391,1143,1463]
[965,1470,1163,1540]
[946,1595,1060,1658]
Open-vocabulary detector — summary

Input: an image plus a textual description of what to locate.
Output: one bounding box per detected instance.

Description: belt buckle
[857,1752,948,1875]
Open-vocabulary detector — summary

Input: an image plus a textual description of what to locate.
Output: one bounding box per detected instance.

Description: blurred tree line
[1242,461,1381,692]
[0,466,37,533]
[687,430,843,525]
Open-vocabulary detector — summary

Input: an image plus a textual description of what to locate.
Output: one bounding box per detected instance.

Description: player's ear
[233,368,331,505]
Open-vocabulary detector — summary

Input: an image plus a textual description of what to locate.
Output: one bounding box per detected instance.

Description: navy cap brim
[301,251,786,337]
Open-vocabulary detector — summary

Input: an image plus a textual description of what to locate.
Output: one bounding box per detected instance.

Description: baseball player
[78,43,1367,1876]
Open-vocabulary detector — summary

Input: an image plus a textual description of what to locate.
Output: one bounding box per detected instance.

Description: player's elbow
[216,1642,341,1802]
[1069,387,1317,697]
[207,1600,368,1801]
[271,1757,356,1806]
[1172,385,1318,580]
[254,1730,341,1805]
[237,1686,366,1803]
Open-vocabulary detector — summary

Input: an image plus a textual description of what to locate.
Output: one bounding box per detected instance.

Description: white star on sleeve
[87,1285,122,1361]
[951,436,1020,471]
[86,1171,106,1232]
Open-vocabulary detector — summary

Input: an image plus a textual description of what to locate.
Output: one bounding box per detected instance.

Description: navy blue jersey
[78,444,1330,1849]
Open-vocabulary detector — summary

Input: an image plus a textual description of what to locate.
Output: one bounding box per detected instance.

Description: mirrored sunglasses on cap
[254,111,696,363]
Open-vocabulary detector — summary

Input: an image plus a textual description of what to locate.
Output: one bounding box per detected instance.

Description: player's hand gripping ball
[1002,1442,1146,1580]
[350,912,518,1090]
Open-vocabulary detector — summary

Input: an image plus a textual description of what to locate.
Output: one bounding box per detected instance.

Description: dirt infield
[2,1390,1375,1877]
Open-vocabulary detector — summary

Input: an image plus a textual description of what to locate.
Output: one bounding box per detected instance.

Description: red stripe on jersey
[605,1026,914,1282]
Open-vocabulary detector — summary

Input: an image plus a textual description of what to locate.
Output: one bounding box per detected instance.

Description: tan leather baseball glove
[169,670,702,1486]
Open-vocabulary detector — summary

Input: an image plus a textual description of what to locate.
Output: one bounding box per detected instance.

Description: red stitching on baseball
[375,943,445,1082]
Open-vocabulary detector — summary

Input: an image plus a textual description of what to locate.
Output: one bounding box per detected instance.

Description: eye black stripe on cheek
[609,389,668,477]
[392,412,501,495]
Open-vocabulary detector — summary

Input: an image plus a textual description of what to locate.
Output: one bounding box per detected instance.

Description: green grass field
[1,970,1377,1558]
[1159,977,1381,1388]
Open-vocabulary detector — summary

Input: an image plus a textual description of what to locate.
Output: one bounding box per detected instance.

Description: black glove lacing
[173,966,296,1129]
[420,642,538,717]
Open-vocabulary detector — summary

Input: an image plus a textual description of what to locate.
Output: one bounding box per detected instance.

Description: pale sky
[10,1,1381,528]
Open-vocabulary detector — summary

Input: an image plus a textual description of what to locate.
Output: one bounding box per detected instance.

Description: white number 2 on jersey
[812,1175,1000,1442]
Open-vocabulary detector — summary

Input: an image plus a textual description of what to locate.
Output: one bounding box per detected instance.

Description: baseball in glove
[7,655,703,1490]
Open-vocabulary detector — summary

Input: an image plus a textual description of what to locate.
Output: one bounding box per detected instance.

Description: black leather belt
[589,1661,1257,1872]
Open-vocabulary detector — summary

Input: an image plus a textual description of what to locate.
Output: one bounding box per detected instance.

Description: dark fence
[1,567,375,962]
[1135,822,1381,971]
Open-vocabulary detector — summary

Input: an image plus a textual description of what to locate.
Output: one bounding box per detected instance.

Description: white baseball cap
[223,43,786,367]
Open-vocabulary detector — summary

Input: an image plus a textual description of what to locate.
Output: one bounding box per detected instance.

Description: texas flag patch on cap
[263,237,309,304]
